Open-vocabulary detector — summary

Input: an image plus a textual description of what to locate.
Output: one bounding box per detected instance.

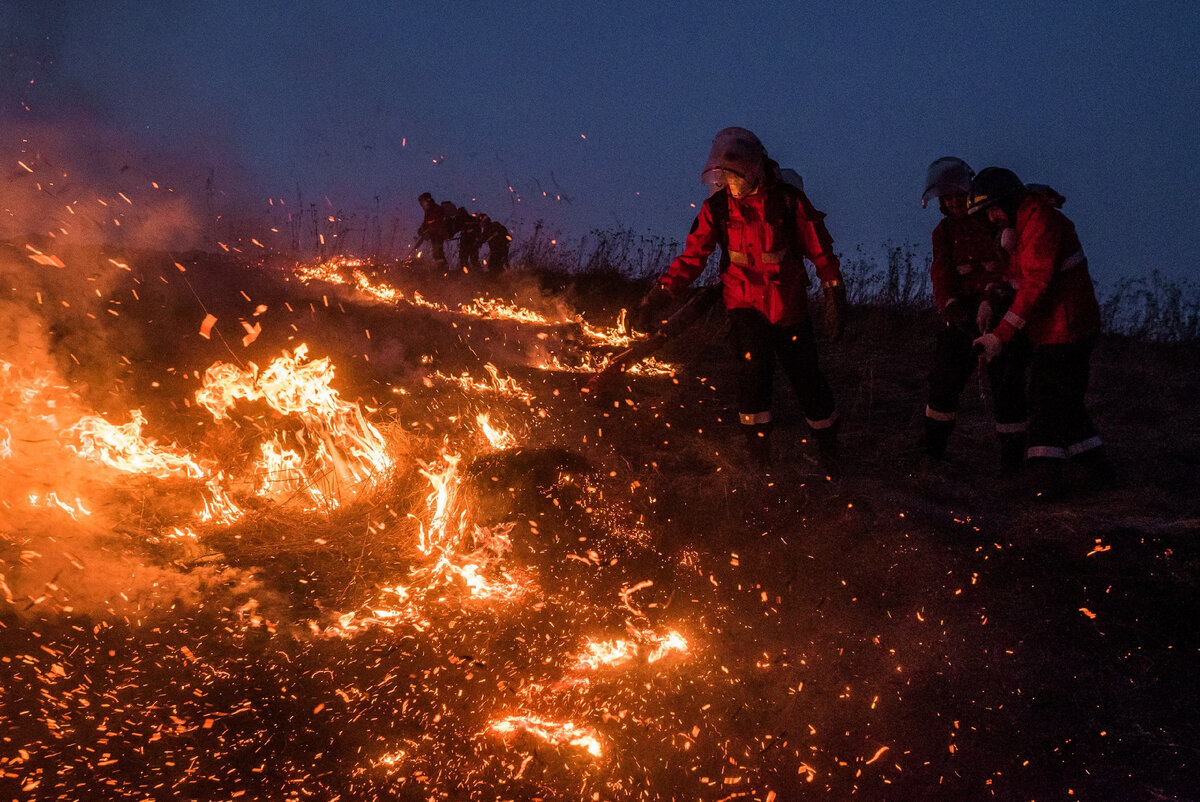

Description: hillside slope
[2,244,1197,800]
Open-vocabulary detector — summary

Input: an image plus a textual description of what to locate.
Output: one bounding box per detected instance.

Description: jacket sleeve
[792,191,842,284]
[929,220,958,312]
[994,200,1060,343]
[659,199,720,294]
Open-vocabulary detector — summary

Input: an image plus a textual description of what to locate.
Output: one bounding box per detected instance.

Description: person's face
[725,169,764,198]
[941,192,968,217]
[725,173,750,198]
[986,205,1010,228]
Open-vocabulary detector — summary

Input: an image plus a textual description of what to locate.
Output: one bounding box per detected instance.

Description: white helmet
[921,157,974,208]
[701,127,766,186]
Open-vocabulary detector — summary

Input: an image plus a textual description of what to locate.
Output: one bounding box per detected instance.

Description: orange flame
[413,453,463,554]
[476,413,517,450]
[488,715,603,758]
[66,410,207,479]
[195,345,392,509]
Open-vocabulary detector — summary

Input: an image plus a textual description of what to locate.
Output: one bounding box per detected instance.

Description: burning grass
[1,243,1198,800]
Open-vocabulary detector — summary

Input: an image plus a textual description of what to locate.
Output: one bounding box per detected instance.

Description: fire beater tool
[582,284,722,397]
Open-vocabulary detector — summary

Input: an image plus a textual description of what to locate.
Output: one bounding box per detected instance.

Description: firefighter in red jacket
[969,167,1115,499]
[921,157,1029,470]
[637,127,847,472]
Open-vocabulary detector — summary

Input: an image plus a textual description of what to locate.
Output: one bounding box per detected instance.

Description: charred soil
[1,246,1198,801]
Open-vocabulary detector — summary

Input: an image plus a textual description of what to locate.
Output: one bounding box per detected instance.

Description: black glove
[634,285,673,334]
[941,300,973,335]
[823,280,847,342]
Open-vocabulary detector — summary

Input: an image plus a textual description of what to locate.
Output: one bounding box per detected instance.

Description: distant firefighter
[478,214,510,273]
[440,200,461,239]
[920,157,1029,471]
[969,167,1113,501]
[636,126,847,474]
[414,192,448,269]
[453,207,483,272]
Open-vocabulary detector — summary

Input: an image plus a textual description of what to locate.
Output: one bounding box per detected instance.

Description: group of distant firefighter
[413,192,510,274]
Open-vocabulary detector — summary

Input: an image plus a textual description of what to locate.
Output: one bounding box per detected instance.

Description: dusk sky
[4,1,1198,287]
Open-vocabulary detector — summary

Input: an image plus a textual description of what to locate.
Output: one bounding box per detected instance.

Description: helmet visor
[702,165,742,189]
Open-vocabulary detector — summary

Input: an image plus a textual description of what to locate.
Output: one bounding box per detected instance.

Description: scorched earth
[1,244,1197,801]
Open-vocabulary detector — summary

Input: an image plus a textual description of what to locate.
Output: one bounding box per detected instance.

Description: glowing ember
[430,524,530,602]
[0,243,931,799]
[24,244,66,268]
[645,629,689,663]
[573,628,689,671]
[574,637,639,671]
[434,363,532,401]
[488,715,603,758]
[458,296,566,326]
[476,412,518,450]
[27,492,92,519]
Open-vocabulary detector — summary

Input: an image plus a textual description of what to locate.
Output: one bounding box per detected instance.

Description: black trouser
[457,235,481,270]
[428,236,447,266]
[927,319,1029,432]
[727,308,836,430]
[1028,339,1101,459]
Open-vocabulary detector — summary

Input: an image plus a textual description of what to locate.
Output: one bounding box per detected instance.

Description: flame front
[489,715,604,759]
[66,410,208,479]
[0,246,850,802]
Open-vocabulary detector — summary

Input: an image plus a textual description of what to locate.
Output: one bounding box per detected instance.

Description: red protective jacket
[930,213,1008,312]
[659,182,842,326]
[993,193,1101,345]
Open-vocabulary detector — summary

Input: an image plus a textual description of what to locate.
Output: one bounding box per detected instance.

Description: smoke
[0,295,260,620]
[0,4,268,254]
[1,115,214,252]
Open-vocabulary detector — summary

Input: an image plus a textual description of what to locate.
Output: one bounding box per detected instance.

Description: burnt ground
[1,244,1198,801]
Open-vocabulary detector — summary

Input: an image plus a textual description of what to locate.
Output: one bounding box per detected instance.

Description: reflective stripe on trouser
[925,405,955,422]
[1067,436,1103,456]
[928,316,1029,427]
[1027,340,1100,461]
[807,411,838,430]
[728,307,836,431]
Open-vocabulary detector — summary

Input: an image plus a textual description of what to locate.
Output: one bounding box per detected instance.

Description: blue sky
[3,1,1198,286]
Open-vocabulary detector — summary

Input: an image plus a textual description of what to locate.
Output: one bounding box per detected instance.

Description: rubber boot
[923,416,954,460]
[743,423,772,470]
[998,433,1027,474]
[1027,457,1066,502]
[813,421,841,478]
[1073,446,1117,491]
